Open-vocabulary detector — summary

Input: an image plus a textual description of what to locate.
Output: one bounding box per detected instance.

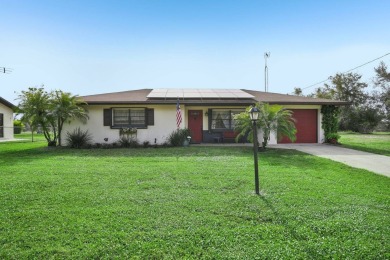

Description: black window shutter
[0,113,3,138]
[208,109,212,131]
[103,109,112,126]
[146,108,154,126]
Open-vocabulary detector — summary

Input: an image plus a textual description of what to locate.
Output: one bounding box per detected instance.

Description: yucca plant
[65,127,92,148]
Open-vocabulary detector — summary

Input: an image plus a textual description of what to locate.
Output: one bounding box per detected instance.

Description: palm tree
[17,87,56,145]
[52,90,89,146]
[234,103,297,149]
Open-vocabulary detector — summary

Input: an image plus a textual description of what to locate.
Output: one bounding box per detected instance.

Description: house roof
[0,96,15,109]
[81,88,349,106]
[243,89,349,105]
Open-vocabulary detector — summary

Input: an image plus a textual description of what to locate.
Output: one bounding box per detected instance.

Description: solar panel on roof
[146,89,254,99]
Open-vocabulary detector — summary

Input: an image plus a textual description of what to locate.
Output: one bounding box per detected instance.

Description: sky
[1,0,389,104]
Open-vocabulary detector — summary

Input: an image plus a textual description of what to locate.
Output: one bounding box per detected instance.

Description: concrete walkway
[0,138,26,142]
[272,144,390,177]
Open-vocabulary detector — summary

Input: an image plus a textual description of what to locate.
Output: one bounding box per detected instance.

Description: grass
[0,138,389,259]
[339,131,390,156]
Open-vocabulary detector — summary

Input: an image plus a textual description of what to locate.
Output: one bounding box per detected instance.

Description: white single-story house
[0,96,15,140]
[62,89,347,145]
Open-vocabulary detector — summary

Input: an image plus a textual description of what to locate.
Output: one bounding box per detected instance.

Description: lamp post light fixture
[249,106,260,195]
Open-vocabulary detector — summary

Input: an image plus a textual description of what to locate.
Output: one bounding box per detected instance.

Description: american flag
[176,98,182,129]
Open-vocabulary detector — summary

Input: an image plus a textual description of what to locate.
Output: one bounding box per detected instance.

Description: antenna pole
[264,52,270,92]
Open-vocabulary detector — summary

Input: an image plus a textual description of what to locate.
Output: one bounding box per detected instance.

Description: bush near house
[13,120,24,134]
[168,128,191,146]
[65,127,93,148]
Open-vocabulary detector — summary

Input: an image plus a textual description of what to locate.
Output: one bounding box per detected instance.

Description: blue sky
[1,0,389,103]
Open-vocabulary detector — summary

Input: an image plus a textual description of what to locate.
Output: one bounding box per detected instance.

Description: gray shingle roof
[80,88,349,106]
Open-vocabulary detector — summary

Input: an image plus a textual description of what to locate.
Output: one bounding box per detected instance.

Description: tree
[373,61,390,130]
[17,87,88,146]
[52,90,89,146]
[321,73,368,106]
[312,72,378,132]
[17,87,57,145]
[312,86,334,99]
[293,87,303,96]
[234,103,296,149]
[347,106,384,133]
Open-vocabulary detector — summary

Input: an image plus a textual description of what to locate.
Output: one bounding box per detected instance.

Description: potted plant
[183,136,191,147]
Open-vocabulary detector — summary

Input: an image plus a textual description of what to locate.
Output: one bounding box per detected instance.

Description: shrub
[321,105,340,142]
[167,128,191,147]
[66,128,93,148]
[13,120,24,134]
[129,139,140,148]
[161,142,172,148]
[325,132,341,144]
[118,136,140,148]
[118,136,132,148]
[340,106,383,133]
[101,143,112,149]
[143,141,150,148]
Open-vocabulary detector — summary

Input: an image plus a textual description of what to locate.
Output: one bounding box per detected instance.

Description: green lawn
[339,132,390,156]
[0,139,389,259]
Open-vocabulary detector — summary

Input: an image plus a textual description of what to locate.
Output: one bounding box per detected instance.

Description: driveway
[272,144,390,177]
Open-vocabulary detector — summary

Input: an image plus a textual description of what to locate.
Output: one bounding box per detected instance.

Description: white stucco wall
[0,103,14,139]
[62,104,185,145]
[61,104,324,145]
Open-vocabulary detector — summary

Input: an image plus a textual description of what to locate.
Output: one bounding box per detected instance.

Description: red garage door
[278,109,318,143]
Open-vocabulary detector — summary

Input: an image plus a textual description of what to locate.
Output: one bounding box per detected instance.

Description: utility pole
[264,52,270,92]
[0,67,13,74]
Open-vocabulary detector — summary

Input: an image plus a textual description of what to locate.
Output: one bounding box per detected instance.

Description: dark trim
[85,102,255,106]
[84,100,349,106]
[110,126,147,129]
[0,113,3,138]
[265,101,350,106]
[103,108,112,126]
[208,108,245,132]
[111,107,148,129]
[146,108,154,126]
[0,97,15,109]
[207,108,212,132]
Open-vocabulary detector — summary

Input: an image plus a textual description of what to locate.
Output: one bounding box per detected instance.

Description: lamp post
[249,106,260,195]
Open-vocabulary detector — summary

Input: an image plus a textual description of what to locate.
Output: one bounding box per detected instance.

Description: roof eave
[84,101,349,106]
[0,97,16,109]
[266,101,351,106]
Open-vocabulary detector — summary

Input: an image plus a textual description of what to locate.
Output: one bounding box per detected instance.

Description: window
[210,109,244,130]
[112,108,146,127]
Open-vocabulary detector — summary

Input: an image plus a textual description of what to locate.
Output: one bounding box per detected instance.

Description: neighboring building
[0,96,15,140]
[61,89,347,145]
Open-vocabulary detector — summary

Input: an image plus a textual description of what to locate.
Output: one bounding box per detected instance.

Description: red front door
[188,110,203,143]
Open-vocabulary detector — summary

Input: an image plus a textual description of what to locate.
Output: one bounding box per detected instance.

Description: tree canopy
[299,62,389,133]
[17,87,88,146]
